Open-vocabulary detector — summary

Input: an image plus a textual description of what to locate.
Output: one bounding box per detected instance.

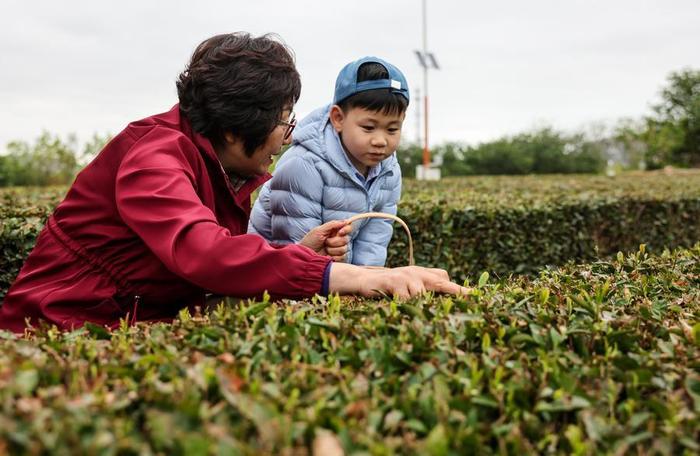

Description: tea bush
[2,172,700,299]
[0,244,698,454]
[389,173,700,281]
[0,187,64,300]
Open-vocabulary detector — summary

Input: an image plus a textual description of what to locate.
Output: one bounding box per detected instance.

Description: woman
[0,32,466,333]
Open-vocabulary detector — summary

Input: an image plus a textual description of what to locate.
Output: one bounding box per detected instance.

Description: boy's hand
[299,220,352,261]
[324,222,352,261]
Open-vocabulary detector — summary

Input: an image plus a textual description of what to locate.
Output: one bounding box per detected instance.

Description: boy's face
[329,105,404,175]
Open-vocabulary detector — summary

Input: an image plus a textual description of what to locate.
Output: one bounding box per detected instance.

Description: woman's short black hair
[336,62,409,116]
[176,32,301,156]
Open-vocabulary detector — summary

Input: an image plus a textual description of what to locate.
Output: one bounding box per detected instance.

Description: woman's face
[216,109,294,177]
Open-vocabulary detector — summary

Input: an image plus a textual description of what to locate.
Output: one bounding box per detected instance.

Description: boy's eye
[388,128,400,133]
[361,126,374,131]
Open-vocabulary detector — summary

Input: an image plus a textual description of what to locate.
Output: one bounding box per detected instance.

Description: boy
[248,56,409,266]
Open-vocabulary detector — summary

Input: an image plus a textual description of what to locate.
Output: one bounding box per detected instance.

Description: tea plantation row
[5,173,700,299]
[1,244,698,454]
[390,173,700,279]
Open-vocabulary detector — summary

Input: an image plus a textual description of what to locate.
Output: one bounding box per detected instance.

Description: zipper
[131,295,141,326]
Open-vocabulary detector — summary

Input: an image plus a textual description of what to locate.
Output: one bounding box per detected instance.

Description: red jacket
[0,105,331,332]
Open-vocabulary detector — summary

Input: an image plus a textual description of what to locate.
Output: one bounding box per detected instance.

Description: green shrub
[388,173,700,281]
[0,244,698,453]
[3,173,700,300]
[0,187,63,300]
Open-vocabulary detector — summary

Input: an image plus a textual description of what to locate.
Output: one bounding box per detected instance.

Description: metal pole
[415,88,421,144]
[422,0,430,168]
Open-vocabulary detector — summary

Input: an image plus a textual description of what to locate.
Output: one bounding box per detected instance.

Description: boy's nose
[371,135,388,147]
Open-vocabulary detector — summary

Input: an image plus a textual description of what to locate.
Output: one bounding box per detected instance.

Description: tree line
[399,128,608,177]
[1,68,697,186]
[0,133,111,187]
[400,68,699,177]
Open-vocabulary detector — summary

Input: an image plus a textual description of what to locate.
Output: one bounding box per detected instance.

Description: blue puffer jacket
[248,104,402,266]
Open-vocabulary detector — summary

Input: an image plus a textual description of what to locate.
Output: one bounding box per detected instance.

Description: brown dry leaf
[0,438,9,456]
[343,400,369,419]
[312,429,344,456]
[15,397,42,414]
[217,352,235,364]
[217,367,245,392]
[679,319,694,343]
[191,351,205,363]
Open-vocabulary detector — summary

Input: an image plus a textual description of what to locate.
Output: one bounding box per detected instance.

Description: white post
[421,0,430,169]
[414,0,441,181]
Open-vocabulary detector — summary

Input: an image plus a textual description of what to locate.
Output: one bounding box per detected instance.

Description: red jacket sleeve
[115,128,331,298]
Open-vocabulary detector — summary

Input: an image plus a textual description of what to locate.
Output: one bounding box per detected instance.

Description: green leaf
[481,332,491,351]
[399,303,424,319]
[405,419,428,434]
[15,369,39,395]
[306,317,339,331]
[84,321,111,339]
[684,376,700,412]
[244,301,272,317]
[424,424,448,456]
[471,395,499,409]
[478,271,489,288]
[383,409,404,431]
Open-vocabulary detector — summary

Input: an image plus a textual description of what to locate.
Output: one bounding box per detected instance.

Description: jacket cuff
[320,262,332,295]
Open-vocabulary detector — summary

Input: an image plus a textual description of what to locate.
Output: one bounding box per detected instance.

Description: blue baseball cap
[333,56,410,105]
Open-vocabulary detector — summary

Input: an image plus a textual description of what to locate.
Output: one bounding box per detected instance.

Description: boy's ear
[329,105,345,132]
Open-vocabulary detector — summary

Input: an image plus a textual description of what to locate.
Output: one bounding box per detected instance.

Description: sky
[1,0,699,151]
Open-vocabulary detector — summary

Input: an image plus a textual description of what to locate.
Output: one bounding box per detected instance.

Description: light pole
[414,0,440,179]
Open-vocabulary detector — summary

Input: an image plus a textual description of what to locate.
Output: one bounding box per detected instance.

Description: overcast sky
[1,0,698,150]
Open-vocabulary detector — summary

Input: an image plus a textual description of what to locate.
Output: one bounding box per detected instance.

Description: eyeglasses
[278,112,297,140]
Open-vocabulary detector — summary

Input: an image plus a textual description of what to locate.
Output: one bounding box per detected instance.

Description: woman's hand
[329,263,470,298]
[299,220,352,261]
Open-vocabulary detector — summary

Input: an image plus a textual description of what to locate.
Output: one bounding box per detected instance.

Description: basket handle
[345,212,414,266]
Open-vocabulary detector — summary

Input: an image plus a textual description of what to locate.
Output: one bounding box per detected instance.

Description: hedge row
[0,187,63,300]
[2,173,700,299]
[1,244,698,454]
[388,173,700,281]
